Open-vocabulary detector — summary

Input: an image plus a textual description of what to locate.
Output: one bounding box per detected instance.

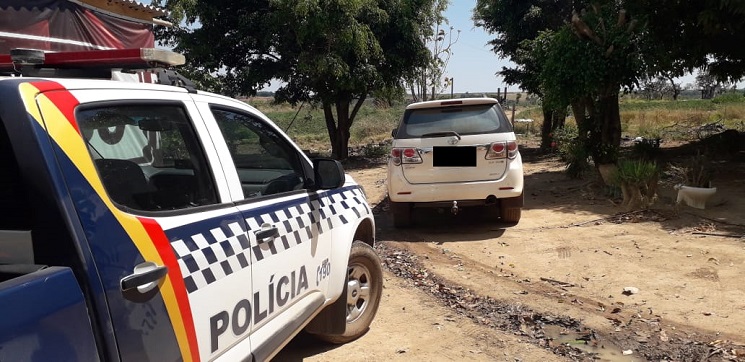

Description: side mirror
[391,128,398,137]
[312,158,345,190]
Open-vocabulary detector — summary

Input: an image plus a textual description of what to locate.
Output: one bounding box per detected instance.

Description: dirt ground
[275,142,745,362]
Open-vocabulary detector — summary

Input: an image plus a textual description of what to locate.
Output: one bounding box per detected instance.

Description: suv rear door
[30,81,250,361]
[395,101,514,184]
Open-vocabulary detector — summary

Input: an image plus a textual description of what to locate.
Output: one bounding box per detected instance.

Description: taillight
[486,141,519,160]
[390,147,422,165]
[507,140,518,159]
[486,142,507,159]
[390,148,402,166]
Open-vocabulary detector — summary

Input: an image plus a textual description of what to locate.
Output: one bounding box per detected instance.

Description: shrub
[560,140,591,179]
[614,159,659,210]
[669,152,714,188]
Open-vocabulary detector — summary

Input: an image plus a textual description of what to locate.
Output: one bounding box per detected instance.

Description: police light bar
[0,48,185,72]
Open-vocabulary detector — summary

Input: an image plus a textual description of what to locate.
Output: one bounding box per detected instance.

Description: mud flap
[304,275,348,335]
[499,192,524,208]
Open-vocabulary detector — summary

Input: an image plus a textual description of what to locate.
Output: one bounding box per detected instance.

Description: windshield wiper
[420,131,461,140]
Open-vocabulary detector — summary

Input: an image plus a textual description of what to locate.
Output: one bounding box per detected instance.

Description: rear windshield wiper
[420,131,461,140]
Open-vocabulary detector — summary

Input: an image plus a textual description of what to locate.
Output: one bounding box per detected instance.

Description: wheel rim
[345,261,372,323]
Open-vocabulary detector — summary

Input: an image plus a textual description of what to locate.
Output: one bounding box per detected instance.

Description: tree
[474,0,581,150]
[534,4,645,166]
[155,0,434,159]
[696,68,733,99]
[405,0,459,102]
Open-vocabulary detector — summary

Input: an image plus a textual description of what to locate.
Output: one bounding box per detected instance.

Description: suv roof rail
[0,48,197,92]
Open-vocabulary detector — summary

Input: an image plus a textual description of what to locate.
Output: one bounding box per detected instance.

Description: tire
[315,241,383,344]
[391,201,412,227]
[500,207,522,224]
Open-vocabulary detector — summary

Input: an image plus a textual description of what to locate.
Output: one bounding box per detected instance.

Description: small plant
[669,152,714,188]
[614,159,659,210]
[558,139,591,179]
[362,143,390,158]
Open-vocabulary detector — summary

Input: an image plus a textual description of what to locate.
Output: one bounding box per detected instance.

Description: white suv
[387,98,524,227]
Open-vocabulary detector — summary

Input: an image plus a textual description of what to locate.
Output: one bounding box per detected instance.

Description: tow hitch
[451,201,459,215]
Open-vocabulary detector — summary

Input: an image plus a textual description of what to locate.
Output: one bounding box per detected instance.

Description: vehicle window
[211,107,305,200]
[398,104,512,138]
[76,104,219,212]
[0,119,31,230]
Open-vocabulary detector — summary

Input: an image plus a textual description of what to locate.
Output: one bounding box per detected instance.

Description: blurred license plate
[433,146,476,167]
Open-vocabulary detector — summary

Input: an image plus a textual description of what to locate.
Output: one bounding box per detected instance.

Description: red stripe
[29,80,64,92]
[138,217,200,362]
[29,81,81,134]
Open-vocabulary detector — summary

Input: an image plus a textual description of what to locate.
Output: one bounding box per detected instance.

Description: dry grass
[244,96,745,150]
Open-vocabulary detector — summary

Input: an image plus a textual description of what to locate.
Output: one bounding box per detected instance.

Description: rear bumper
[387,156,524,204]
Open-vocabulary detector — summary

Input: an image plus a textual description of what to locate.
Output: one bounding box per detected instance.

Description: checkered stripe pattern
[169,187,370,294]
[248,188,370,263]
[171,221,252,294]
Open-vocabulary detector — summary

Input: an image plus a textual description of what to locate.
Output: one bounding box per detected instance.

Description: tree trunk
[540,104,567,151]
[323,102,338,157]
[598,93,621,152]
[571,96,594,144]
[665,75,680,100]
[324,94,367,160]
[541,105,554,150]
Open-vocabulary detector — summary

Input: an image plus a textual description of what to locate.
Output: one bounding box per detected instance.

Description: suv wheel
[315,241,383,344]
[500,206,522,224]
[390,201,412,227]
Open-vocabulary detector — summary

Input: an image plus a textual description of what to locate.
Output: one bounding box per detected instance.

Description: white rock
[623,287,640,295]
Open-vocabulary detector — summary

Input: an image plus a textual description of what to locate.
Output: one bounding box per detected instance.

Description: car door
[33,83,252,361]
[192,96,334,361]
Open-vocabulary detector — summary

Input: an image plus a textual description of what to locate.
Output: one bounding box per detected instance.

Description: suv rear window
[396,104,512,139]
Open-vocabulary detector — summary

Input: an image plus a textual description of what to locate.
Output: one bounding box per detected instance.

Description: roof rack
[0,47,197,92]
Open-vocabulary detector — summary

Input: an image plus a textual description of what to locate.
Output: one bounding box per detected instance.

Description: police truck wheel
[316,241,383,344]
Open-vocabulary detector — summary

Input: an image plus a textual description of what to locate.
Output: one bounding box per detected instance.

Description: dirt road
[276,150,745,361]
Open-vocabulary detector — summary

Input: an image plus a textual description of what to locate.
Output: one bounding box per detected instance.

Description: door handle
[121,262,168,293]
[255,226,279,243]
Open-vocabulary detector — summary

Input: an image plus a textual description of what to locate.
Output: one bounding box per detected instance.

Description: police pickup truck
[0,48,382,361]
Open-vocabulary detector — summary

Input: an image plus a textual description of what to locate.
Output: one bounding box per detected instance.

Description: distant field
[244,93,745,152]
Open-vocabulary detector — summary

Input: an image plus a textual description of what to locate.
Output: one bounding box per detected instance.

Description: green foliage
[614,159,658,186]
[361,143,391,158]
[474,0,577,97]
[551,124,590,178]
[619,99,716,112]
[535,5,645,109]
[157,0,436,158]
[561,140,591,179]
[614,158,658,210]
[712,92,745,104]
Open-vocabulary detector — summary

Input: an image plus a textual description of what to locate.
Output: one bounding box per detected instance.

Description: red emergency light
[0,48,185,73]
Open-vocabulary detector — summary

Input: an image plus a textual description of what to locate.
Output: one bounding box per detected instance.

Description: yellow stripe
[19,83,46,130]
[30,90,194,361]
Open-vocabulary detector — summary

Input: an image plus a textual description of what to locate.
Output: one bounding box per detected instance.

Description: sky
[440,0,514,94]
